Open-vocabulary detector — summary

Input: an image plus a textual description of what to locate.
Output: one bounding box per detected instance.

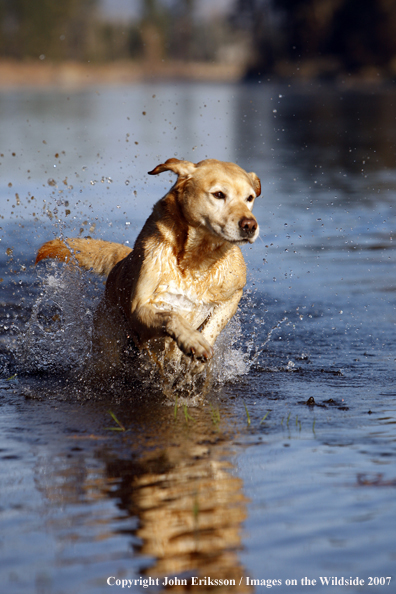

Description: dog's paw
[177,330,214,362]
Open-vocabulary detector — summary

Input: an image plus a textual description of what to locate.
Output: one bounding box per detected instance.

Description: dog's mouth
[238,228,259,244]
[232,235,259,245]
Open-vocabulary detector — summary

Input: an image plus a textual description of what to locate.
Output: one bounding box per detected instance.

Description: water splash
[14,263,95,375]
[210,316,251,383]
[12,266,289,400]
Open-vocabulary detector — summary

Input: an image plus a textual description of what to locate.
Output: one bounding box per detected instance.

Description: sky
[99,0,235,21]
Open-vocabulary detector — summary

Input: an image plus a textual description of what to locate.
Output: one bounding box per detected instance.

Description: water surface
[0,82,395,593]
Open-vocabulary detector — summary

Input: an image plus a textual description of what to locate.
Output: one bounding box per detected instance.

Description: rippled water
[0,83,396,593]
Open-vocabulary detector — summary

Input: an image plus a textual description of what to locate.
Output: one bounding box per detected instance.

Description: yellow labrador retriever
[36,158,260,374]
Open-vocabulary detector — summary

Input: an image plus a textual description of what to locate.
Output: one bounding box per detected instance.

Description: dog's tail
[35,238,132,277]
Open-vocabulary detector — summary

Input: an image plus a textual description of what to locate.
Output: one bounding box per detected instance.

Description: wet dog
[36,158,260,375]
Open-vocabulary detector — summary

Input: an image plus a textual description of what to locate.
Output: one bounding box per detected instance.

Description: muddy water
[0,83,396,593]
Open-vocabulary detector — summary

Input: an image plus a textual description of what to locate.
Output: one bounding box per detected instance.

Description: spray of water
[14,262,95,375]
[12,265,288,400]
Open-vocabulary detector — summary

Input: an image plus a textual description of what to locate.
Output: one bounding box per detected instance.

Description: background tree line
[0,0,224,63]
[1,0,396,79]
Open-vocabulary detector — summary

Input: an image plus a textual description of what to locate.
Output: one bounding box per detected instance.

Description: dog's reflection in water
[33,400,252,592]
[107,443,249,589]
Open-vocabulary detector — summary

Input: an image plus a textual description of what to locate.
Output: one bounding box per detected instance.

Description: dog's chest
[146,244,234,326]
[152,276,216,325]
[154,281,214,310]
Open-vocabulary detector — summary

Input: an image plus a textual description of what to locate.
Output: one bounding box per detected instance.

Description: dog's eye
[247,195,254,203]
[212,191,226,199]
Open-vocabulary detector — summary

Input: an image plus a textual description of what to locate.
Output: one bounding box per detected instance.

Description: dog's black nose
[239,217,257,236]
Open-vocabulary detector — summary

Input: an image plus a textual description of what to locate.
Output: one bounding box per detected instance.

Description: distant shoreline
[0,59,245,90]
[0,59,392,91]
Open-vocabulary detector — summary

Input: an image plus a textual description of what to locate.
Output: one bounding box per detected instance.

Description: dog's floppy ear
[248,172,261,197]
[148,158,197,178]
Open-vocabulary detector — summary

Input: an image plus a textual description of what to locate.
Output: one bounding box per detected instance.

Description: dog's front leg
[200,290,243,347]
[132,306,214,361]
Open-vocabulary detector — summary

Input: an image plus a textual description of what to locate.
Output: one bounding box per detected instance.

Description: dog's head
[148,158,260,245]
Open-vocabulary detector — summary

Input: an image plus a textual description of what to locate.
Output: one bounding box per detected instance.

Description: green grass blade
[107,410,126,431]
[260,411,270,424]
[183,404,194,422]
[243,400,251,426]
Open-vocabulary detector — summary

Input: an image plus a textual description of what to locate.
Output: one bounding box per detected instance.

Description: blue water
[0,83,395,593]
